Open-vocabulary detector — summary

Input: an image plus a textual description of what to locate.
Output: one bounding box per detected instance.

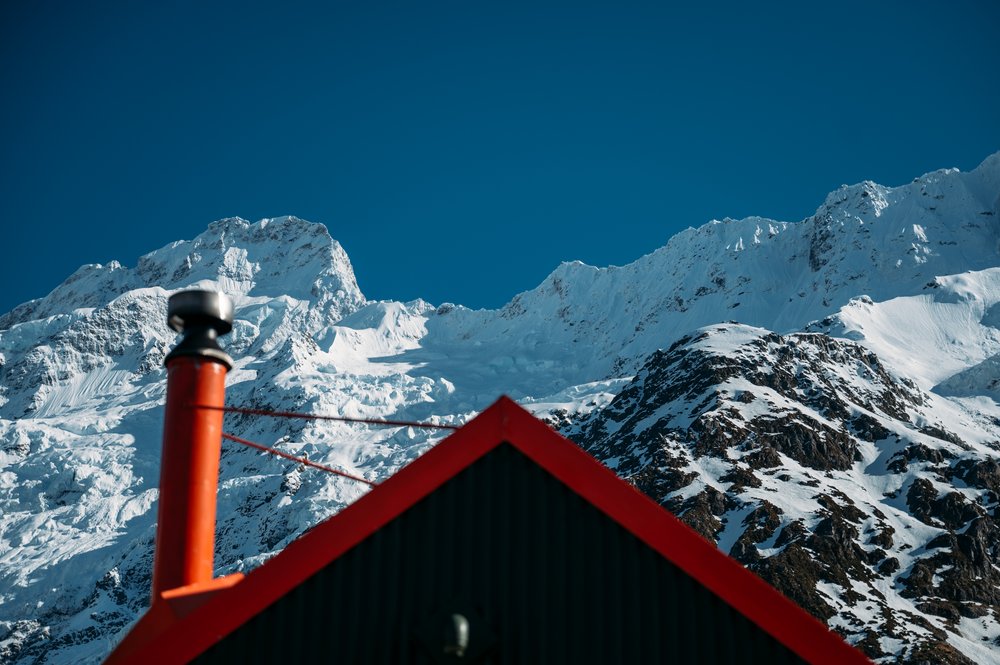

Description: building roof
[107,396,870,664]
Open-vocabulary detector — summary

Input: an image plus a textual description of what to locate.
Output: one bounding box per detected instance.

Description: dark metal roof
[197,443,803,663]
[106,397,870,665]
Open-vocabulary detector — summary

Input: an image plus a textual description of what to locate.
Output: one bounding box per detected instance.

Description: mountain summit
[1,154,999,663]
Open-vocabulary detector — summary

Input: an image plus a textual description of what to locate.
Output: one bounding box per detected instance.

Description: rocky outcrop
[573,323,1000,663]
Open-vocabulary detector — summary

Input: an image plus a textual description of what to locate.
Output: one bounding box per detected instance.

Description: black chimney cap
[164,290,234,368]
[167,290,234,335]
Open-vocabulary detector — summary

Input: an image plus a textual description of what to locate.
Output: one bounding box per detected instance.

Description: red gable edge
[106,396,871,665]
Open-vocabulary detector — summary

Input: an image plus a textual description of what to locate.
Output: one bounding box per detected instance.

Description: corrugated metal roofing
[196,443,806,664]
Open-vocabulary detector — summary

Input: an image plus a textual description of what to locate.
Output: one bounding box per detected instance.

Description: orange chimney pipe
[151,290,234,599]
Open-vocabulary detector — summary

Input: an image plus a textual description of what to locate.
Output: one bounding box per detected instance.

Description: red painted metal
[150,356,229,598]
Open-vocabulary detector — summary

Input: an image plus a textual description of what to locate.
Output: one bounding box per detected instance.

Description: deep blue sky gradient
[2,1,998,314]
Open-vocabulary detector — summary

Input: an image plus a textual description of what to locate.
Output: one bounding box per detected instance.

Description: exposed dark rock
[570,325,1000,661]
[888,443,954,473]
[906,479,982,529]
[744,445,782,469]
[901,516,1000,631]
[902,640,976,665]
[669,486,734,542]
[818,491,866,523]
[749,543,836,621]
[852,631,886,660]
[877,557,899,575]
[919,424,966,447]
[729,502,782,564]
[907,478,939,526]
[917,599,962,624]
[774,520,808,547]
[956,602,990,619]
[720,464,761,491]
[902,561,936,598]
[689,414,744,459]
[627,446,698,506]
[809,514,874,587]
[953,457,1000,495]
[850,413,892,441]
[808,221,834,272]
[754,415,858,471]
[869,524,895,549]
[935,492,983,530]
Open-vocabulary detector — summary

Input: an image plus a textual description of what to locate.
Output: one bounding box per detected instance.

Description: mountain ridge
[1,152,999,663]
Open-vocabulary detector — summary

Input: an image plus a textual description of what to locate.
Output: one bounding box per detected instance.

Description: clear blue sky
[2,1,998,314]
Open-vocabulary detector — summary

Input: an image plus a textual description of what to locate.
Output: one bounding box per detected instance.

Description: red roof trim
[107,397,870,665]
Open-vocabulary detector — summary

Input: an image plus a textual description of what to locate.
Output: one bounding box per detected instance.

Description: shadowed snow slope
[1,154,998,664]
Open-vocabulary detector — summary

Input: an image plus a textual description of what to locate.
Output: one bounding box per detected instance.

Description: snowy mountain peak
[818,179,891,219]
[2,154,1000,664]
[135,215,364,308]
[0,216,365,332]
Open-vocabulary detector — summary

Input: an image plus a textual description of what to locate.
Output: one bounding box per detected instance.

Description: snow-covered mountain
[1,152,999,663]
